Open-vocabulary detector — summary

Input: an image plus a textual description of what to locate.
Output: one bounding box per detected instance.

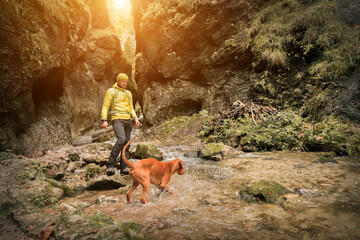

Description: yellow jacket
[101,83,138,121]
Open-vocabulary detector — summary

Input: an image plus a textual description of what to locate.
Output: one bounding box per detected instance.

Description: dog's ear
[178,160,184,168]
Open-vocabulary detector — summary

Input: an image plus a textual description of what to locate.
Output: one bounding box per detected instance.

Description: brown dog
[122,139,185,204]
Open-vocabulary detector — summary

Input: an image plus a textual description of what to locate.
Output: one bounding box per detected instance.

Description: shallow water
[62,146,360,239]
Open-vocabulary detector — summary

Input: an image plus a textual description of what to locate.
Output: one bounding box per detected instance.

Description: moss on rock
[68,153,80,162]
[317,152,338,163]
[198,143,224,161]
[131,144,164,161]
[239,180,289,203]
[86,163,101,179]
[87,212,114,228]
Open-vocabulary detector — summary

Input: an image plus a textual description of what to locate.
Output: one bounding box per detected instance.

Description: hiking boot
[120,168,130,175]
[106,166,115,176]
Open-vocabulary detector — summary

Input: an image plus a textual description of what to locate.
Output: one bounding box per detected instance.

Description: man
[101,73,141,175]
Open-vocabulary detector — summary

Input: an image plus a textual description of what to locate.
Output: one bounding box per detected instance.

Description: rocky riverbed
[0,138,360,239]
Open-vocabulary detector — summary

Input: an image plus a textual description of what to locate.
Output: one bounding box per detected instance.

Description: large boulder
[239,180,289,203]
[131,0,264,127]
[198,142,240,161]
[130,144,164,161]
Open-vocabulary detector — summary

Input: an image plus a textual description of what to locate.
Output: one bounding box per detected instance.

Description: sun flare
[110,0,132,11]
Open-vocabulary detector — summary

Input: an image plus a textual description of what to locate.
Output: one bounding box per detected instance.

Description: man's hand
[102,120,108,130]
[135,119,141,128]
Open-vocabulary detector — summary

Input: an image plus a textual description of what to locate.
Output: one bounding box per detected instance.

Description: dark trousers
[107,119,132,169]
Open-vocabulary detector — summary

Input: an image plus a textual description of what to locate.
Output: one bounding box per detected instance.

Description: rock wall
[0,0,131,153]
[131,0,269,127]
[132,0,360,127]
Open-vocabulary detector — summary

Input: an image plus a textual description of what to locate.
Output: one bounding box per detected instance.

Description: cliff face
[132,0,360,127]
[131,0,268,127]
[0,0,130,153]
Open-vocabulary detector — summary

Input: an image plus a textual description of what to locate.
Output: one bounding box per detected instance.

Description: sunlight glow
[110,0,132,12]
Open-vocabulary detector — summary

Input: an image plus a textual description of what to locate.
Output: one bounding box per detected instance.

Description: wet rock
[72,183,86,195]
[317,152,338,163]
[198,143,224,161]
[239,180,290,203]
[96,195,119,204]
[81,153,101,164]
[52,187,64,200]
[92,132,115,143]
[198,143,240,161]
[66,162,77,172]
[184,151,198,158]
[86,174,126,190]
[47,180,76,198]
[66,161,86,172]
[131,144,164,161]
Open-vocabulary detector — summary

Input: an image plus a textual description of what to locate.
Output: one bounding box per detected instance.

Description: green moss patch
[86,163,101,179]
[239,180,289,203]
[317,152,338,163]
[131,144,164,161]
[87,212,114,229]
[68,153,80,162]
[198,143,225,161]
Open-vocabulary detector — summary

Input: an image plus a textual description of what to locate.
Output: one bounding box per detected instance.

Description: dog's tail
[122,139,134,169]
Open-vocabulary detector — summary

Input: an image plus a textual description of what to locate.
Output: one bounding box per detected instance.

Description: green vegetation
[87,212,114,229]
[121,221,146,240]
[199,110,360,156]
[31,185,59,208]
[248,0,360,114]
[68,153,80,162]
[249,0,360,77]
[160,113,200,134]
[48,181,76,197]
[159,110,210,136]
[86,163,101,179]
[0,151,17,160]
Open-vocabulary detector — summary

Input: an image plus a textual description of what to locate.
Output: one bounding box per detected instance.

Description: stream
[61,144,360,239]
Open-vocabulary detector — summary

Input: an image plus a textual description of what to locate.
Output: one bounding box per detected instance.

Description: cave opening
[32,67,64,107]
[171,100,203,117]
